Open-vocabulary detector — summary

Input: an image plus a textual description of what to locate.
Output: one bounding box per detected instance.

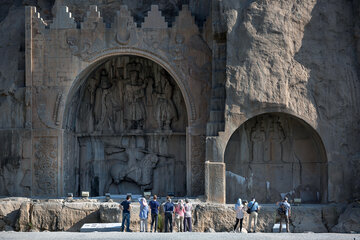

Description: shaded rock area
[331,202,360,233]
[0,198,359,233]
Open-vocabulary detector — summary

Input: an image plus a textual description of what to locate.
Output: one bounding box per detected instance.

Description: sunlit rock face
[0,0,359,205]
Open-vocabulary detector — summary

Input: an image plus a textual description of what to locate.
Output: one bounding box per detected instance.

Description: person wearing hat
[277,197,291,233]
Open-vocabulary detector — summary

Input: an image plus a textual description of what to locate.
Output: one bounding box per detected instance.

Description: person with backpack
[233,199,247,232]
[277,197,291,232]
[247,197,259,233]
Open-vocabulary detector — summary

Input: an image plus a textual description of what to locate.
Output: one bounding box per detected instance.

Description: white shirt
[235,204,245,219]
[184,203,192,218]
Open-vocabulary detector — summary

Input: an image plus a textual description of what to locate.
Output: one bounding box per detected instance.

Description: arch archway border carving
[25,5,210,197]
[205,107,329,204]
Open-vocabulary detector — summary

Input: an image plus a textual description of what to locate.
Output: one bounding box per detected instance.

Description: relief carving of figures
[124,62,147,130]
[250,119,266,163]
[154,70,177,130]
[94,69,114,131]
[104,137,159,193]
[74,56,186,133]
[78,76,97,132]
[265,118,285,162]
[173,34,185,63]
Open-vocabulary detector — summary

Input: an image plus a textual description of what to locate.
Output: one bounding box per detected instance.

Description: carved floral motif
[33,137,58,196]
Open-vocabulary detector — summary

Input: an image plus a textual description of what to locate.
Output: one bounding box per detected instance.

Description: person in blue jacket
[163,196,175,232]
[139,197,149,232]
[149,195,160,232]
[247,197,260,233]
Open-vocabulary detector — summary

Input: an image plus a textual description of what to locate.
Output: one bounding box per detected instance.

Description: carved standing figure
[124,62,147,130]
[77,76,97,132]
[250,120,266,163]
[154,70,177,130]
[94,69,113,131]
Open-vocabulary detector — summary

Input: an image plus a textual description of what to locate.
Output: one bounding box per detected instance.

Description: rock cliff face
[0,0,359,207]
[216,0,360,203]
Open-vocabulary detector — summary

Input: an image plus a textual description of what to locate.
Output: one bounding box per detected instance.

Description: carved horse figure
[104,153,159,193]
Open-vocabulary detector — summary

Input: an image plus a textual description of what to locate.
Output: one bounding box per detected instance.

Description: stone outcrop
[0,0,359,225]
[99,203,121,223]
[0,198,24,230]
[331,202,360,233]
[208,0,360,205]
[2,198,359,233]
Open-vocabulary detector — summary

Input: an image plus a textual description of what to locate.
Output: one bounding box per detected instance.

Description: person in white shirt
[233,198,246,232]
[183,199,192,232]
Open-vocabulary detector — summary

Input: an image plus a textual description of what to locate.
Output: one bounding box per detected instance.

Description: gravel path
[0,232,359,240]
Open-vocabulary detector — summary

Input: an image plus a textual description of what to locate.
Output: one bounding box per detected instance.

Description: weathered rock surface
[16,201,31,231]
[322,204,347,231]
[331,202,360,233]
[1,198,359,233]
[99,203,121,223]
[0,199,23,230]
[219,0,360,204]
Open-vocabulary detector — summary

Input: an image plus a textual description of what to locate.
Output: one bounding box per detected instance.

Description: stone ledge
[0,198,358,233]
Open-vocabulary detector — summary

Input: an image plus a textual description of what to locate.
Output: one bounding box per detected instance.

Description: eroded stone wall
[225,113,327,204]
[0,0,359,203]
[206,0,360,203]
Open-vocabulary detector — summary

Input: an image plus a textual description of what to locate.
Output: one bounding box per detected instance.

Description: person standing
[149,195,160,232]
[139,197,149,232]
[163,196,175,232]
[175,200,185,232]
[183,199,192,232]
[120,195,132,232]
[247,197,259,233]
[233,199,246,233]
[277,197,291,233]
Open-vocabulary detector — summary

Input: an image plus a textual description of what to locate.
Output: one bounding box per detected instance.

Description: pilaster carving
[33,137,58,196]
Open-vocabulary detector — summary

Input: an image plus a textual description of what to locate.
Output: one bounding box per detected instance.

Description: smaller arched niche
[64,55,188,197]
[225,113,327,204]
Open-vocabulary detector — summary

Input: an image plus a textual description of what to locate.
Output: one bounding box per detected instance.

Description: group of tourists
[233,197,291,233]
[120,195,193,232]
[120,194,291,233]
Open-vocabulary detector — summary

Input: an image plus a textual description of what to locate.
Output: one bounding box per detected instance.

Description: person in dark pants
[277,197,291,233]
[183,199,192,232]
[233,199,246,232]
[149,195,160,232]
[163,196,174,232]
[120,195,132,232]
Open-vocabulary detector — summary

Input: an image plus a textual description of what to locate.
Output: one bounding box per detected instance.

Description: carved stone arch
[61,51,199,197]
[223,112,328,204]
[222,107,322,154]
[62,49,197,128]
